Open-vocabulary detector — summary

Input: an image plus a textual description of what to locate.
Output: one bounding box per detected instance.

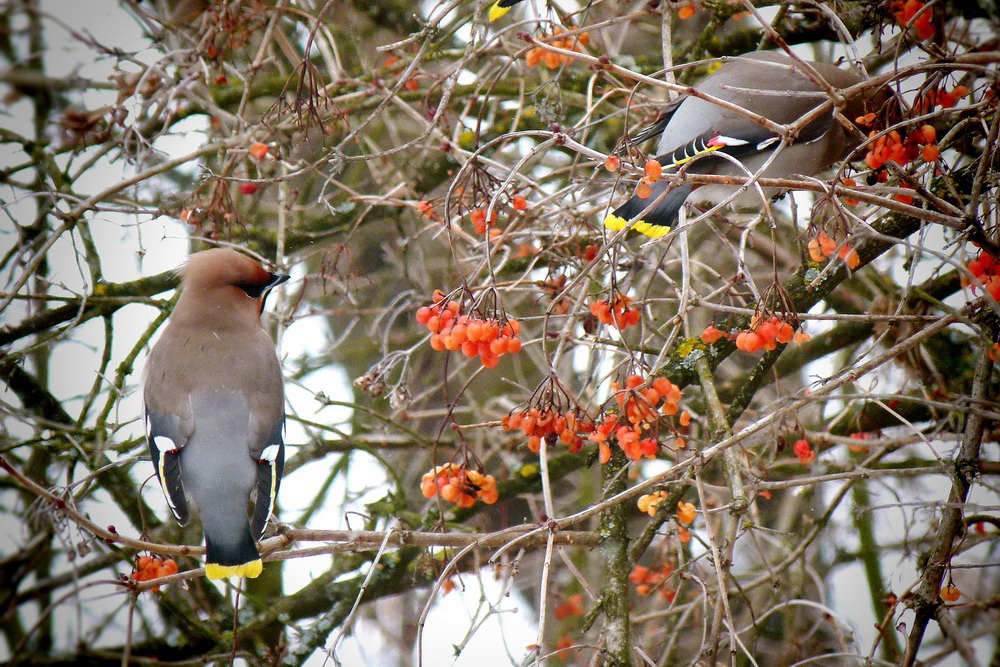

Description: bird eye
[237,282,267,298]
[237,273,288,300]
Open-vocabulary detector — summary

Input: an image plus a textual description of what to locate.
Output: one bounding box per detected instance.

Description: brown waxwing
[143,248,288,580]
[605,51,888,238]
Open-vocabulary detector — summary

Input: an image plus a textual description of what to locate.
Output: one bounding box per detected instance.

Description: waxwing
[143,248,288,580]
[605,51,889,238]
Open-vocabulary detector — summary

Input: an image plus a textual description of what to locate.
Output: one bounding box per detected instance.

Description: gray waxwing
[604,51,889,238]
[143,248,288,580]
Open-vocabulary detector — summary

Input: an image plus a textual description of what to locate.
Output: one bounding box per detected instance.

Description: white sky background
[0,1,995,664]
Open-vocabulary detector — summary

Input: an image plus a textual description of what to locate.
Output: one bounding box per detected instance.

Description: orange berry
[512,195,527,211]
[839,244,861,269]
[756,320,777,343]
[625,374,643,389]
[506,337,522,353]
[644,159,662,181]
[470,209,488,234]
[404,77,419,91]
[636,181,652,199]
[676,501,696,525]
[481,349,499,368]
[921,144,939,162]
[819,232,837,257]
[775,322,794,344]
[736,331,763,353]
[461,340,478,357]
[249,142,269,159]
[793,439,816,465]
[604,155,620,172]
[940,585,961,602]
[700,326,724,344]
[678,4,696,19]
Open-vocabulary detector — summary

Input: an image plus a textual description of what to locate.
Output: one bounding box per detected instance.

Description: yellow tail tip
[603,213,628,231]
[633,221,671,238]
[603,214,670,238]
[205,559,263,580]
[488,2,510,21]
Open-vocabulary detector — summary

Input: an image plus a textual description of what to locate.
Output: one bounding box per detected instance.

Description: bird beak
[258,273,289,312]
[267,272,290,288]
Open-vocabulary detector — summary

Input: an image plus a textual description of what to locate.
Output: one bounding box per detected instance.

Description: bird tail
[604,182,692,239]
[488,0,519,21]
[204,527,262,579]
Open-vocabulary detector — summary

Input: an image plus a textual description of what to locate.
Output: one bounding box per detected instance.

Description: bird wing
[250,419,285,539]
[144,403,193,525]
[625,98,684,147]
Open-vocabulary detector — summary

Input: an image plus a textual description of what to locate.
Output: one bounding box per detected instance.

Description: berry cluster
[637,490,668,517]
[629,563,677,599]
[469,208,498,235]
[633,159,663,200]
[734,316,796,354]
[554,593,584,620]
[130,555,179,592]
[964,252,1000,300]
[892,0,935,39]
[420,463,499,508]
[501,408,595,454]
[415,291,523,368]
[914,85,968,113]
[864,124,938,171]
[589,375,689,463]
[809,231,860,269]
[525,29,590,69]
[589,293,640,330]
[416,200,439,221]
[793,438,816,465]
